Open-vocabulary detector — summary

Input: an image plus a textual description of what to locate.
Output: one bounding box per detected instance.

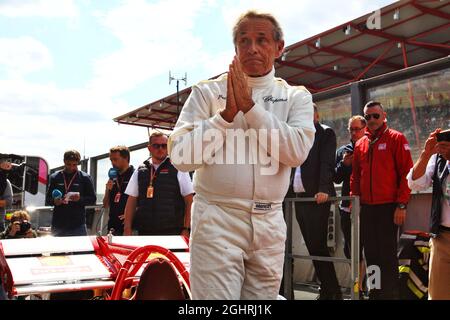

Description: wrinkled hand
[315,192,329,204]
[221,65,239,123]
[221,56,254,123]
[394,207,407,225]
[230,56,254,114]
[342,152,353,167]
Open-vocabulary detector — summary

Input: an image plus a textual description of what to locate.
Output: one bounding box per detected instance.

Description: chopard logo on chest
[263,95,287,103]
[218,94,287,103]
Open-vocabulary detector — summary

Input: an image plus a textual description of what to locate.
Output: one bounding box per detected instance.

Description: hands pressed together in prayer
[220,56,255,123]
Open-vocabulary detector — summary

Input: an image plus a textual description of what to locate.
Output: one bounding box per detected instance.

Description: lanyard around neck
[63,171,78,194]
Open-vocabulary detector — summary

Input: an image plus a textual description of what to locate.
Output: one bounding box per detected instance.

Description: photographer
[0,161,13,233]
[407,128,450,299]
[0,210,37,239]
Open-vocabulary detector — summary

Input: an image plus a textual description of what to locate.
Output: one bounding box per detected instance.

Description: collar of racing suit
[246,67,275,89]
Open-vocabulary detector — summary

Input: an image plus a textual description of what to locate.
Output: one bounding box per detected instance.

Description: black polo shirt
[107,165,134,234]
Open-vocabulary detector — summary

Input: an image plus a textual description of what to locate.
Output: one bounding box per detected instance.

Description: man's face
[109,152,128,171]
[64,160,79,174]
[148,136,168,162]
[235,18,284,77]
[364,105,386,132]
[348,119,366,143]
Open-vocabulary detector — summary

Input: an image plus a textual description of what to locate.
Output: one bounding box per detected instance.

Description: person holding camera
[0,210,37,301]
[407,128,450,300]
[45,150,96,237]
[0,210,37,239]
[0,161,13,233]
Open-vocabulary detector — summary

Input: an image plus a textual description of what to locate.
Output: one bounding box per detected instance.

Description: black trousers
[339,208,363,260]
[360,203,399,299]
[295,202,340,295]
[108,218,124,236]
[138,227,181,236]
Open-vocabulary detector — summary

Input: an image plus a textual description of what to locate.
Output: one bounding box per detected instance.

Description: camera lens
[19,221,31,234]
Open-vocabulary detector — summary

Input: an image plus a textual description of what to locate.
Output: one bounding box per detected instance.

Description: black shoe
[368,289,398,300]
[316,292,343,300]
[368,289,381,300]
[358,290,368,300]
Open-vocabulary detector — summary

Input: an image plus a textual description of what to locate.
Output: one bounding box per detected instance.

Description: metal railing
[283,195,360,300]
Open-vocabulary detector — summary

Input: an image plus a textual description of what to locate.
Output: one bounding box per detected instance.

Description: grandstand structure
[113,0,449,163]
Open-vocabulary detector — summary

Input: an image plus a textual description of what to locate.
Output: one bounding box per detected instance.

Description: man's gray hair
[232,10,284,45]
[364,100,384,110]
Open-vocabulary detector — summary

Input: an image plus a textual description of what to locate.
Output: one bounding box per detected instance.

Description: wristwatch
[397,203,407,210]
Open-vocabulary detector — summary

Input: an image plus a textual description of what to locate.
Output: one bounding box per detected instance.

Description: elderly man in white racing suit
[168,10,315,300]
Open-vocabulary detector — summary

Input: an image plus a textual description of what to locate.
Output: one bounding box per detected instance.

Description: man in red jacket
[351,101,413,300]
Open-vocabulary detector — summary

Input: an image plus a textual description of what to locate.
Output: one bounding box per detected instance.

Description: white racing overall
[169,68,315,299]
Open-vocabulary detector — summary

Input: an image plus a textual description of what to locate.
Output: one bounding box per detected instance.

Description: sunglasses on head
[151,143,167,149]
[364,113,381,121]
